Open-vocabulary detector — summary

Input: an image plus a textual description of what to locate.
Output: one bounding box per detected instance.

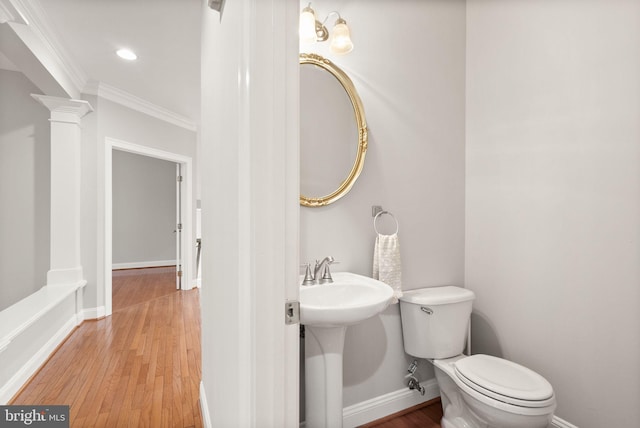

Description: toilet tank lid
[399,286,475,305]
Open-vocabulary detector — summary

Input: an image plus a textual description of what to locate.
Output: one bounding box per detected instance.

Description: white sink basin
[300,272,393,327]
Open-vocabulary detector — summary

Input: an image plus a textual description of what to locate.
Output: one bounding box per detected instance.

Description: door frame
[104,137,194,316]
[176,163,183,290]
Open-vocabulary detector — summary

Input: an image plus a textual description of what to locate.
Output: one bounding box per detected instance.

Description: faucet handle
[302,263,315,285]
[319,260,338,284]
[320,265,333,283]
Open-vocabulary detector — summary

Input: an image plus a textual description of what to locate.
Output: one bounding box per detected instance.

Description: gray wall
[299,0,466,407]
[112,150,176,266]
[465,1,640,426]
[0,69,50,310]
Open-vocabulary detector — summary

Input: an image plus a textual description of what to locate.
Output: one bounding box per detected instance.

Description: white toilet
[399,286,556,428]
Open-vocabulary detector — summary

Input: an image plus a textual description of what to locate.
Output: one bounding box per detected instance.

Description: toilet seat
[454,355,555,408]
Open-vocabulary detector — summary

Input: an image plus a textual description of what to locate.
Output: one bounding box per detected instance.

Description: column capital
[31,94,94,124]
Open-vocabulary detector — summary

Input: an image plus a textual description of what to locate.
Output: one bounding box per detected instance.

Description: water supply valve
[405,360,425,395]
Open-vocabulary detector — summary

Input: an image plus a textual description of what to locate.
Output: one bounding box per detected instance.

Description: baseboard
[339,381,576,428]
[342,378,440,428]
[202,376,570,428]
[199,381,212,428]
[112,260,176,270]
[0,314,77,404]
[82,306,106,320]
[551,415,579,428]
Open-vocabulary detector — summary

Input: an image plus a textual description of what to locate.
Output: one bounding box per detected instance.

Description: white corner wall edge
[552,416,579,428]
[199,381,212,428]
[0,313,78,404]
[342,378,440,428]
[112,260,177,270]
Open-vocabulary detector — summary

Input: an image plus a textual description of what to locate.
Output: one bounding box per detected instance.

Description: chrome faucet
[314,256,335,284]
[302,256,335,285]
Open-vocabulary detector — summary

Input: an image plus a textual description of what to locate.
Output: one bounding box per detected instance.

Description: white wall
[112,150,176,267]
[299,0,466,409]
[0,69,50,310]
[80,96,197,312]
[465,1,640,426]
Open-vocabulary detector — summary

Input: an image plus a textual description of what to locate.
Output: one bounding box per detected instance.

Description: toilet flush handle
[420,307,433,315]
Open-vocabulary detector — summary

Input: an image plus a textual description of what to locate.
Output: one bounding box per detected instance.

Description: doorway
[111,150,179,278]
[104,137,194,316]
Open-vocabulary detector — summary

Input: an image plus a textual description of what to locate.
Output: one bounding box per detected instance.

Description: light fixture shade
[299,7,317,44]
[330,18,353,54]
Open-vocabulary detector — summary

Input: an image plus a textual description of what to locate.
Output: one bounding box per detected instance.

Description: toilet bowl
[399,287,556,428]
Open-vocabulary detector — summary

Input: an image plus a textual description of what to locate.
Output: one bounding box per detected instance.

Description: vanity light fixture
[116,48,137,61]
[299,3,354,55]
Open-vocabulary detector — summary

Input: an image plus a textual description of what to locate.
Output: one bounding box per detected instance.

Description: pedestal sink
[301,272,393,428]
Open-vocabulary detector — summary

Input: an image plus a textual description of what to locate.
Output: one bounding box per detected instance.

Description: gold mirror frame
[299,53,368,207]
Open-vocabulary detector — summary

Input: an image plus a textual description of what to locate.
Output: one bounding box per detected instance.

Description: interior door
[176,163,182,290]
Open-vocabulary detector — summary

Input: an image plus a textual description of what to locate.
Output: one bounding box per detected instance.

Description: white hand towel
[373,233,402,303]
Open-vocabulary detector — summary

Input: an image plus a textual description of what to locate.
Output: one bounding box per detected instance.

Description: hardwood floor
[359,398,444,428]
[112,266,181,310]
[11,267,202,428]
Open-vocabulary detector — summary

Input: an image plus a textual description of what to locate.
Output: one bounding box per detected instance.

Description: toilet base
[433,357,555,428]
[441,417,471,428]
[439,392,486,428]
[439,391,552,428]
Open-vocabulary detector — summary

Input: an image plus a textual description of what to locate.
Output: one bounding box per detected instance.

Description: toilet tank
[399,286,475,359]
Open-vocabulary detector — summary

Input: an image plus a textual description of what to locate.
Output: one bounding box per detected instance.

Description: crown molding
[0,0,26,24]
[84,81,197,132]
[5,0,88,94]
[0,3,13,23]
[6,0,197,133]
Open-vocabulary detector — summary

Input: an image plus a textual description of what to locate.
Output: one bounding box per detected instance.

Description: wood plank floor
[11,267,203,428]
[360,398,444,428]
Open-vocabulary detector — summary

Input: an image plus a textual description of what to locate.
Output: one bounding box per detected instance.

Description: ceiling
[30,0,202,124]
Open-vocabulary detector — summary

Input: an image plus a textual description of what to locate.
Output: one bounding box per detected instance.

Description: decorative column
[31,95,93,286]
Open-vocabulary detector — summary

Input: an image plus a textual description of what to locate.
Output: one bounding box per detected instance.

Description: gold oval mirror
[300,53,368,207]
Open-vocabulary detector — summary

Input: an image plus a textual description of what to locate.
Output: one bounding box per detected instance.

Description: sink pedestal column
[305,325,347,428]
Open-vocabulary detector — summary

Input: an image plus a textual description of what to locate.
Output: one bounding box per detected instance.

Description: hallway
[11,267,203,427]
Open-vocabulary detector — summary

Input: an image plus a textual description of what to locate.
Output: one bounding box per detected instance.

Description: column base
[47,267,84,286]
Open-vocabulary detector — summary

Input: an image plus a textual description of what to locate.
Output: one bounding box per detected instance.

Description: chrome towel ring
[374,210,399,235]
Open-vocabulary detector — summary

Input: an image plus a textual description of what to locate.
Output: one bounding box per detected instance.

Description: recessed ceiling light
[116,48,137,61]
